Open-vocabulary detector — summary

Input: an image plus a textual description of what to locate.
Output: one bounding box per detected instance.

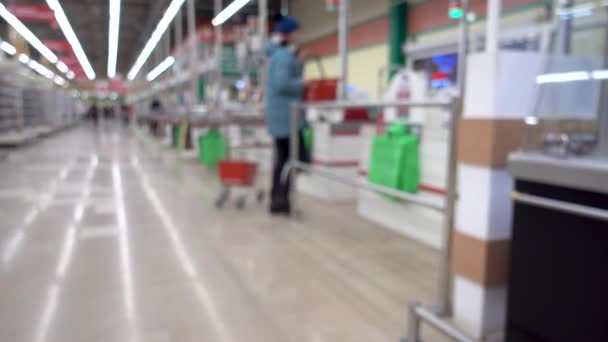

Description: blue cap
[277,16,300,34]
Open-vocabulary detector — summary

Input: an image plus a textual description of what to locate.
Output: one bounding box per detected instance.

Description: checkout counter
[506,147,608,340]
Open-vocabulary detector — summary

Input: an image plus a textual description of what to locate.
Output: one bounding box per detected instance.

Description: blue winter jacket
[264,42,305,138]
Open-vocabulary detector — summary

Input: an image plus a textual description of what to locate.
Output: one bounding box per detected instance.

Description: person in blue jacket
[265,15,309,215]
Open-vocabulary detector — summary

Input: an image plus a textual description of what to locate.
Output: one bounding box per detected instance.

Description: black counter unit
[507,152,608,342]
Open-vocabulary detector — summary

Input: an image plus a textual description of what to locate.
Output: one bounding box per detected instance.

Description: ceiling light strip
[146,56,175,81]
[127,0,185,81]
[0,3,59,64]
[18,53,30,64]
[0,40,17,55]
[108,0,121,78]
[45,0,96,80]
[56,61,69,73]
[211,0,251,26]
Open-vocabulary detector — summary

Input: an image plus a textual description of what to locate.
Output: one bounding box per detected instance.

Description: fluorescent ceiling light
[108,0,121,78]
[56,61,69,73]
[18,53,30,64]
[0,41,16,55]
[45,0,96,80]
[53,75,66,86]
[0,3,58,64]
[146,56,175,81]
[127,0,185,81]
[19,52,68,89]
[212,0,251,26]
[28,60,55,79]
[66,71,75,80]
[592,70,608,80]
[536,71,590,84]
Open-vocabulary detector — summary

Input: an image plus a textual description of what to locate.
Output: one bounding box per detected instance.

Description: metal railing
[286,98,475,341]
[512,191,608,221]
[405,303,476,342]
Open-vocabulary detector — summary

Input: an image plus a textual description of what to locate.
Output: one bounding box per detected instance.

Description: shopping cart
[215,159,265,209]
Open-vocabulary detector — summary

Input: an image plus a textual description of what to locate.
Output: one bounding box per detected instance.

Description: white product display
[313,121,363,163]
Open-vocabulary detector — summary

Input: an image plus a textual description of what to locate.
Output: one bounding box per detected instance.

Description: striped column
[451,51,528,338]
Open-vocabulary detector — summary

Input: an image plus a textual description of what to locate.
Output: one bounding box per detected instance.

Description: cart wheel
[215,188,230,209]
[256,190,265,203]
[235,196,246,210]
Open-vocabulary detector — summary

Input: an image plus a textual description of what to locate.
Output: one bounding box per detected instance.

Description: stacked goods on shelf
[42,85,59,128]
[23,80,77,130]
[22,79,48,128]
[0,62,25,133]
[54,91,73,128]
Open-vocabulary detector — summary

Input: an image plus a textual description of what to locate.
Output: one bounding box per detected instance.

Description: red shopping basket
[218,160,258,186]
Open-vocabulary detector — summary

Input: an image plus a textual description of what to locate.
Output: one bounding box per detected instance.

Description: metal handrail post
[405,302,421,342]
[457,0,469,98]
[289,103,300,215]
[435,98,461,316]
[187,0,197,113]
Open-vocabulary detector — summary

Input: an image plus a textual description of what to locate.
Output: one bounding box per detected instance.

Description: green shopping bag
[172,125,182,148]
[198,128,226,168]
[368,123,420,194]
[399,133,420,193]
[303,127,313,153]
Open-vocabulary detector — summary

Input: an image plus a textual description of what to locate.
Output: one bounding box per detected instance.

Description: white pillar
[214,0,223,108]
[258,0,268,43]
[486,0,501,53]
[338,0,349,100]
[258,0,268,90]
[174,8,183,77]
[187,0,198,108]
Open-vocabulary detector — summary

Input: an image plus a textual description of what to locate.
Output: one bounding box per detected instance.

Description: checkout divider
[285,98,475,342]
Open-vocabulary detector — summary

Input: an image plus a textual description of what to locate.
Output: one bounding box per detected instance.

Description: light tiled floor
[0,122,446,342]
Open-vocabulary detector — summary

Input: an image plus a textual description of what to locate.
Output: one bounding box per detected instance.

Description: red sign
[43,40,72,53]
[7,4,57,27]
[110,78,128,95]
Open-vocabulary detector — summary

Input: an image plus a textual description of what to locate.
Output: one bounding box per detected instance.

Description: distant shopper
[87,105,99,125]
[265,15,310,215]
[150,98,163,135]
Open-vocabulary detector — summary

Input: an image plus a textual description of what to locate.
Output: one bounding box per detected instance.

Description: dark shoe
[269,195,291,215]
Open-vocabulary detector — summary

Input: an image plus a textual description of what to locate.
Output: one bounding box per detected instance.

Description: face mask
[271,34,282,45]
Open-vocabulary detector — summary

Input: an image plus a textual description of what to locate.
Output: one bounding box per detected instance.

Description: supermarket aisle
[0,123,443,342]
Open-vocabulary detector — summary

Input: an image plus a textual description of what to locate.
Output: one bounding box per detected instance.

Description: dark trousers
[271,131,309,201]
